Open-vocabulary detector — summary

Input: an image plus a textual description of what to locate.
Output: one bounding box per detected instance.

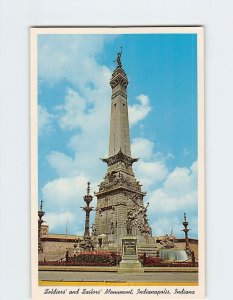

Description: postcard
[31,26,205,299]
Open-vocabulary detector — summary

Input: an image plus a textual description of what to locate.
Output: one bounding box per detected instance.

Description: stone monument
[118,235,143,273]
[93,49,154,248]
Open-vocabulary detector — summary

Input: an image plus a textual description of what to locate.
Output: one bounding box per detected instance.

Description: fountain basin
[159,249,188,261]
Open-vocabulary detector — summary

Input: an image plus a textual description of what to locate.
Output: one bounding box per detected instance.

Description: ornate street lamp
[81,182,94,251]
[182,212,191,252]
[38,200,45,253]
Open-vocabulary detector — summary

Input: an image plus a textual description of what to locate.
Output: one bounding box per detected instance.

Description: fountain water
[159,249,188,261]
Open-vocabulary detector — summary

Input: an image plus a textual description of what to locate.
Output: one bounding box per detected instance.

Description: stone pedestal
[118,236,144,273]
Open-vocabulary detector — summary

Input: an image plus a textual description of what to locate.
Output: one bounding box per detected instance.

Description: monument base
[118,235,144,273]
[118,260,144,273]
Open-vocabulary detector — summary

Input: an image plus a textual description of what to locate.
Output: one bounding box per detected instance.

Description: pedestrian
[65,248,69,262]
[143,252,147,267]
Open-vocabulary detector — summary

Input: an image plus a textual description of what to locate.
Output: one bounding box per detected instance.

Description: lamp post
[38,200,45,253]
[81,182,94,251]
[182,212,191,252]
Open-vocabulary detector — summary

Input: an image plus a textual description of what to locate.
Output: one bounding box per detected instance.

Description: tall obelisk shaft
[109,51,131,157]
[94,50,153,248]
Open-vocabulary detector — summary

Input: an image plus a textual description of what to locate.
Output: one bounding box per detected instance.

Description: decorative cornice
[111,90,127,100]
[95,185,145,197]
[110,66,128,89]
[101,149,138,166]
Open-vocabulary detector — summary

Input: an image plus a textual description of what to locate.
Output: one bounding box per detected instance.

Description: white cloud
[38,35,113,90]
[38,34,113,148]
[131,137,176,190]
[39,36,152,188]
[42,175,98,234]
[38,36,116,233]
[151,216,180,237]
[150,214,198,238]
[56,88,87,130]
[131,137,154,160]
[164,161,197,196]
[42,175,89,208]
[146,161,198,237]
[38,36,114,186]
[133,160,169,188]
[150,189,197,213]
[128,94,151,125]
[38,105,53,134]
[148,161,197,214]
[47,151,76,177]
[46,147,106,183]
[164,167,195,197]
[45,211,76,232]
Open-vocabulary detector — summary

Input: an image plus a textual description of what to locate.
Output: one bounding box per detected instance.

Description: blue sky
[38,33,198,238]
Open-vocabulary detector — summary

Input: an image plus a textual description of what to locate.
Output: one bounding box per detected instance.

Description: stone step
[138,246,158,249]
[95,245,159,257]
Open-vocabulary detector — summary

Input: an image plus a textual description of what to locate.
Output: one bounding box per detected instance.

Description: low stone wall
[42,241,75,255]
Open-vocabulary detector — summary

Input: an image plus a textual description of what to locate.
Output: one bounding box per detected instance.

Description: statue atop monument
[114,46,122,67]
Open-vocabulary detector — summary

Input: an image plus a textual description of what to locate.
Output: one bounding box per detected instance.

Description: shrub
[39,252,122,267]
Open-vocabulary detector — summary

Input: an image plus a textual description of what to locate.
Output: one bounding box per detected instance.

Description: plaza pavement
[39,270,198,285]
